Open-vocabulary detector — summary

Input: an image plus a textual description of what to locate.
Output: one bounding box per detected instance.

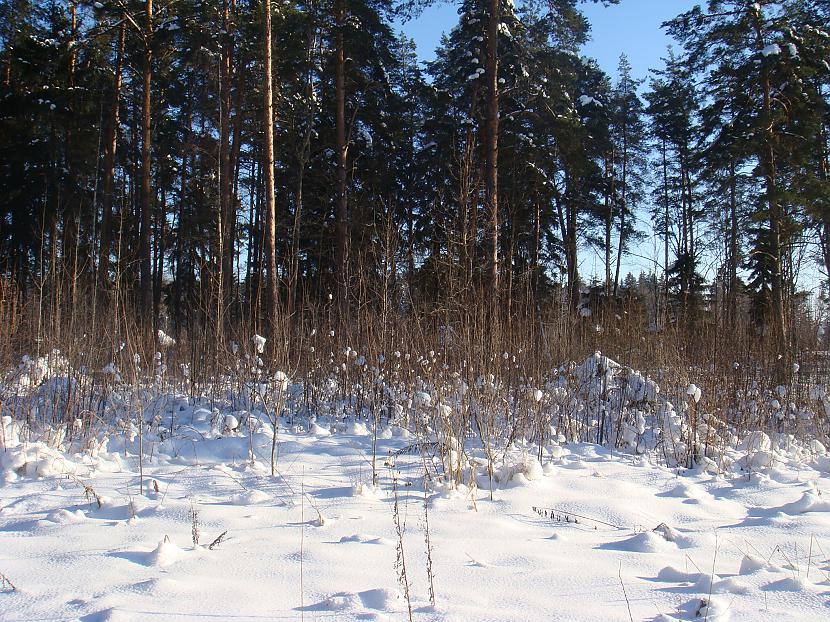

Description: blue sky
[398,1,699,83]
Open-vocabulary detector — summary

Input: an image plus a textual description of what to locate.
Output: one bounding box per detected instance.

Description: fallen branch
[532,506,621,530]
[1,571,16,592]
[208,531,228,550]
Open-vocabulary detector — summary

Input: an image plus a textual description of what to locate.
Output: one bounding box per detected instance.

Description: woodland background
[0,0,829,379]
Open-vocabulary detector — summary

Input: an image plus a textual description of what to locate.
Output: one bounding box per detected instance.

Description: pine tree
[667,0,830,364]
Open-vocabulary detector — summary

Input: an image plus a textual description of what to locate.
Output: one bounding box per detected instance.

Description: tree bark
[727,156,738,327]
[604,155,613,297]
[754,16,788,364]
[335,0,349,322]
[218,0,235,326]
[613,120,629,297]
[485,0,500,300]
[139,0,154,332]
[262,0,280,342]
[99,21,125,290]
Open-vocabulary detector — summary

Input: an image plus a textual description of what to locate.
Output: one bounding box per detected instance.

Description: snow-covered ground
[2,408,830,622]
[2,345,830,621]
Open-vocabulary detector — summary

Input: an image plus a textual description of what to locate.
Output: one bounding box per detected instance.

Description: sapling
[190,499,200,547]
[618,562,634,622]
[249,348,289,476]
[391,473,413,622]
[300,467,305,619]
[422,474,436,606]
[69,473,102,509]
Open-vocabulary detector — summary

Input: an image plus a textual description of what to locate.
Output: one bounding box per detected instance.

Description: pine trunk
[99,21,124,290]
[335,0,349,322]
[139,0,154,333]
[485,0,500,301]
[262,0,280,343]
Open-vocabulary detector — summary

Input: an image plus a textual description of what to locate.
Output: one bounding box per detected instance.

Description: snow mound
[345,421,369,435]
[763,577,813,592]
[150,537,182,567]
[652,523,691,547]
[320,588,402,613]
[778,491,830,514]
[712,576,750,595]
[309,423,331,436]
[230,489,271,505]
[692,573,721,593]
[493,454,544,485]
[661,480,709,501]
[44,508,86,524]
[357,588,404,611]
[0,442,80,481]
[351,482,381,500]
[322,592,362,611]
[656,566,692,582]
[739,431,771,452]
[813,455,830,473]
[739,554,767,575]
[609,531,675,553]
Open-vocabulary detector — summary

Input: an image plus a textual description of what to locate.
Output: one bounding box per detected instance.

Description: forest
[0,0,829,377]
[4,5,830,620]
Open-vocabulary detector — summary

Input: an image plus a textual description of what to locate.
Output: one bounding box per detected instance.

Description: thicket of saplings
[1,275,828,488]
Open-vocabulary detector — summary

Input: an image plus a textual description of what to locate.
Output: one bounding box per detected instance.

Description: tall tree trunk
[335,0,349,322]
[819,122,830,292]
[288,167,303,319]
[218,0,235,327]
[485,0,500,300]
[727,156,738,328]
[99,21,125,289]
[613,122,629,297]
[139,0,154,333]
[556,177,578,308]
[532,197,540,300]
[154,187,166,324]
[262,0,280,343]
[661,138,670,323]
[754,17,788,365]
[604,155,613,297]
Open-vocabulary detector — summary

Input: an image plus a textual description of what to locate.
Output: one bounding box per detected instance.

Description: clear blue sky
[398,1,699,82]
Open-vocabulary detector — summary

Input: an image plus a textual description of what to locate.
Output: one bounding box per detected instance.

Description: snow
[157,330,176,348]
[762,43,781,57]
[1,424,829,621]
[2,351,830,621]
